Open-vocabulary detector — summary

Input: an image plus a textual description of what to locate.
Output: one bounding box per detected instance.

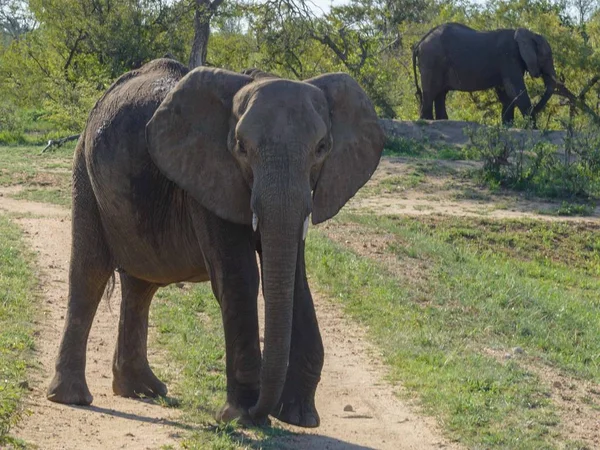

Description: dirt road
[1,189,457,449]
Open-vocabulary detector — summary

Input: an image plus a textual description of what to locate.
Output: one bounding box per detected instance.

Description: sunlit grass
[0,214,37,446]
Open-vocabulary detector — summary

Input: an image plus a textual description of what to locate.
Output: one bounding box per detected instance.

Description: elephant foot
[47,371,93,405]
[272,392,320,428]
[112,364,167,398]
[216,402,271,427]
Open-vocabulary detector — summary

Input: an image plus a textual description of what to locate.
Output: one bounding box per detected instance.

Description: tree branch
[63,30,87,78]
[554,80,600,125]
[41,134,80,154]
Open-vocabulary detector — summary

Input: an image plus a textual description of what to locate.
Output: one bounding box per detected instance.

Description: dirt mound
[379,119,567,149]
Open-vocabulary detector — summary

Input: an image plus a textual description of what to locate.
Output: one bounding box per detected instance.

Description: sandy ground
[0,190,459,449]
[347,159,600,222]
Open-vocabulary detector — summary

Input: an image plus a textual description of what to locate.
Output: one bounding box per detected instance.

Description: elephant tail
[412,44,422,106]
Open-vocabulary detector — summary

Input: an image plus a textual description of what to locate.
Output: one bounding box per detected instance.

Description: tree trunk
[189,0,224,68]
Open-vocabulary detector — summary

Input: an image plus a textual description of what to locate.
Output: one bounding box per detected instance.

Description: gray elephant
[413,22,557,125]
[46,58,384,428]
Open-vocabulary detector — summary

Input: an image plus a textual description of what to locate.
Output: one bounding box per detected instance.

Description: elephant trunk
[248,169,311,422]
[531,73,556,118]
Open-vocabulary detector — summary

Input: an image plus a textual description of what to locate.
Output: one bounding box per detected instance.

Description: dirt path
[1,190,458,449]
[264,295,458,450]
[1,194,184,450]
[347,159,600,222]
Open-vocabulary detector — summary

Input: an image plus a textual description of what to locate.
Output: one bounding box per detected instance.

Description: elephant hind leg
[420,91,435,120]
[434,92,448,120]
[47,146,114,405]
[112,274,166,398]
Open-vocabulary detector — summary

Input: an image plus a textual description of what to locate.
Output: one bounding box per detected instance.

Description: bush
[467,125,600,199]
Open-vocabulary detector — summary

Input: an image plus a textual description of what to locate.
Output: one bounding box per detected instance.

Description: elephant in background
[46,58,384,428]
[413,22,557,125]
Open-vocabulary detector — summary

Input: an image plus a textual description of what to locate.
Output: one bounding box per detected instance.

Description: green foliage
[3,0,600,129]
[0,214,36,445]
[467,124,600,199]
[0,0,192,132]
[553,201,595,216]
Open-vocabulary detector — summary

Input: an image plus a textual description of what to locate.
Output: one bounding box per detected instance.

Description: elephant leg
[420,91,435,120]
[47,150,114,405]
[112,274,166,398]
[191,209,261,423]
[272,240,324,428]
[496,87,515,125]
[503,76,533,124]
[434,92,448,120]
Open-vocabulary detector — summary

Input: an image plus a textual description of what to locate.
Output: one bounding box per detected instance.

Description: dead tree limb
[554,79,600,125]
[41,134,80,154]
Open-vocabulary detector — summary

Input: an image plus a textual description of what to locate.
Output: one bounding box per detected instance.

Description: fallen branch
[554,80,600,125]
[41,134,80,154]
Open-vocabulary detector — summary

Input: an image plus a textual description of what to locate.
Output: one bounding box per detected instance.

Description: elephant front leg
[503,75,533,124]
[216,287,262,424]
[194,214,263,425]
[272,240,324,428]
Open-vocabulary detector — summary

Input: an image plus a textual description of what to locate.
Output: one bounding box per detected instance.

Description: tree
[571,0,598,25]
[0,0,33,41]
[189,0,226,68]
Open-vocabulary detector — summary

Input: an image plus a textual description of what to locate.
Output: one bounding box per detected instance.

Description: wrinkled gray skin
[413,23,557,125]
[46,59,384,428]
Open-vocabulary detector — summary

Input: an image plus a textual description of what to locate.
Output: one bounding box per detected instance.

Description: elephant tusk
[252,213,258,232]
[302,216,309,241]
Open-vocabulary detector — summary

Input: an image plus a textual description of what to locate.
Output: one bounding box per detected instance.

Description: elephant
[46,58,384,428]
[412,22,557,125]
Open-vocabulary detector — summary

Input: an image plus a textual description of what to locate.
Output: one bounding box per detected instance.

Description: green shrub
[383,137,426,157]
[384,136,475,160]
[467,125,600,199]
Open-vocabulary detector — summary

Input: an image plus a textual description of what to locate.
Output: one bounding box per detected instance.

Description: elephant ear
[307,73,384,224]
[515,28,540,78]
[146,67,253,224]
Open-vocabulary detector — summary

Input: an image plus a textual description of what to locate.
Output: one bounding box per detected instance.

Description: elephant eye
[237,140,247,156]
[316,139,330,157]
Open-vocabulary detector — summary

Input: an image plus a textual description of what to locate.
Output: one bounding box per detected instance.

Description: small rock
[176,282,185,288]
[504,353,512,360]
[513,346,524,354]
[553,381,562,389]
[343,404,354,412]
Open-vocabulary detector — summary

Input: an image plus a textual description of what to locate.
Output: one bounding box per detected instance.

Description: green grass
[540,201,597,217]
[151,283,291,449]
[306,213,600,449]
[12,188,71,207]
[384,136,473,160]
[0,214,37,446]
[0,145,73,208]
[395,215,600,274]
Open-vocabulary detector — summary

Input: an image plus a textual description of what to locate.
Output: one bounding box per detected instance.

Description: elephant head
[145,67,384,422]
[515,28,557,118]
